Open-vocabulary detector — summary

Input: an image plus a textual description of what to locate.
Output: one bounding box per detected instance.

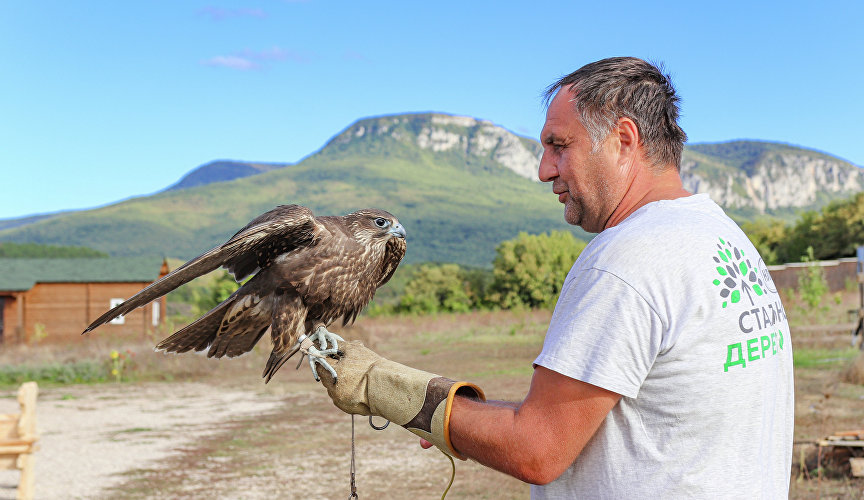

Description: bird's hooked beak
[388,223,406,239]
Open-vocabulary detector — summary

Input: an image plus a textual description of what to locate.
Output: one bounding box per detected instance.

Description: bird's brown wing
[83,205,325,333]
[224,205,322,281]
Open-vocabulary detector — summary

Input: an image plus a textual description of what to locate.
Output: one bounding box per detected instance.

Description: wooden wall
[0,295,19,343]
[1,282,165,344]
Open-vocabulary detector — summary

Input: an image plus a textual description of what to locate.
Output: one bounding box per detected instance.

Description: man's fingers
[420,438,433,449]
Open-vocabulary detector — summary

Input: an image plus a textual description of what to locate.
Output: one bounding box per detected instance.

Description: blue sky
[1,0,862,219]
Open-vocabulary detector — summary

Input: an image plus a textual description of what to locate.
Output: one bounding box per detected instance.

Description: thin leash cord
[439,449,456,500]
[348,414,455,500]
[348,415,357,499]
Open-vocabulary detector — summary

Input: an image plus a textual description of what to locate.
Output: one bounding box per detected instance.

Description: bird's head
[346,208,406,244]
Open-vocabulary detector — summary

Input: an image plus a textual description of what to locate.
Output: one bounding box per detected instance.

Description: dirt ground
[0,382,288,499]
[2,307,864,499]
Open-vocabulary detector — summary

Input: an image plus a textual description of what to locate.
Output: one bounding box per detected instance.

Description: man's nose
[538,151,557,182]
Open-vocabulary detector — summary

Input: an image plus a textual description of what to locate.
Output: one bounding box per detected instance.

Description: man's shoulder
[577,195,740,274]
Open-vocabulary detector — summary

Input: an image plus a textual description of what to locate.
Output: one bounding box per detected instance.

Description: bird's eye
[374,217,388,228]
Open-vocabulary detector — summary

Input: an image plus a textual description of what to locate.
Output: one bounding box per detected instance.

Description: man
[321,57,794,498]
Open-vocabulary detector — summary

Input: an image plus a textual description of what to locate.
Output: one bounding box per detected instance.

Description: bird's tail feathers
[262,344,302,383]
[155,296,237,354]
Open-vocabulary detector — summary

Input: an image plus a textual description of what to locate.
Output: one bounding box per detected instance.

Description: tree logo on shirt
[711,237,765,308]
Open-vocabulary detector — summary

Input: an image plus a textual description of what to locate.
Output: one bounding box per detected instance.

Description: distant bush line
[0,242,108,258]
[0,361,108,386]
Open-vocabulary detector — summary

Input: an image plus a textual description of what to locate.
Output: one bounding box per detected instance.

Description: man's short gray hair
[544,57,688,170]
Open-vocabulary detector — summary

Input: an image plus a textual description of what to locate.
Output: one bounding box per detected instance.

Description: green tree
[777,210,821,264]
[193,271,240,315]
[398,263,474,313]
[774,192,864,263]
[488,231,586,309]
[814,192,864,258]
[742,217,787,265]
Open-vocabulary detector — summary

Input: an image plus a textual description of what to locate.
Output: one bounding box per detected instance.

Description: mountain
[681,141,863,220]
[165,160,290,191]
[0,212,69,232]
[0,112,861,267]
[0,114,580,267]
[326,113,543,180]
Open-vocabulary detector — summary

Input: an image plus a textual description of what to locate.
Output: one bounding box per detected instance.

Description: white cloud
[238,46,311,63]
[201,55,260,71]
[202,46,312,71]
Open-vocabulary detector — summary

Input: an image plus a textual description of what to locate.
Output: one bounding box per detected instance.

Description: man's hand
[319,340,485,459]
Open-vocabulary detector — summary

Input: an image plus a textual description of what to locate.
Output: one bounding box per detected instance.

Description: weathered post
[0,382,38,500]
[854,246,864,349]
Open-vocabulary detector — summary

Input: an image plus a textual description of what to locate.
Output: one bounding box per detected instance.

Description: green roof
[0,257,165,292]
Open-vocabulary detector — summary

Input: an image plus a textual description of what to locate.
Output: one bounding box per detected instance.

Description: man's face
[538,89,627,233]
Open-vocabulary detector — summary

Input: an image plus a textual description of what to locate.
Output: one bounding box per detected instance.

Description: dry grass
[7,300,864,498]
[90,310,546,499]
[0,324,278,388]
[783,289,864,499]
[843,351,864,385]
[789,357,864,499]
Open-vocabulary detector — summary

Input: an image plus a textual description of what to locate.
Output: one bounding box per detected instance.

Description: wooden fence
[768,258,858,293]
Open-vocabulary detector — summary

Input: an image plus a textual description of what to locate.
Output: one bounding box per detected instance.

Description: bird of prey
[83,205,407,383]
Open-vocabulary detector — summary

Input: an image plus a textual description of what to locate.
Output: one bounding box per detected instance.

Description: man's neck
[604,166,691,230]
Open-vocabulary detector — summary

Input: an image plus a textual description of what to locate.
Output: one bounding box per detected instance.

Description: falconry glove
[320,341,485,460]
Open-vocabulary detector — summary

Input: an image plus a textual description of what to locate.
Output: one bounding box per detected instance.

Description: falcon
[83,205,407,383]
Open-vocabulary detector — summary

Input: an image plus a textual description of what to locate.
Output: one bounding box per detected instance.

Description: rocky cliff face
[681,143,864,213]
[330,114,862,215]
[326,113,543,180]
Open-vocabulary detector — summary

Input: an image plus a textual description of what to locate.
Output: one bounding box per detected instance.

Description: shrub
[193,271,240,315]
[487,231,586,309]
[797,246,829,312]
[398,263,475,314]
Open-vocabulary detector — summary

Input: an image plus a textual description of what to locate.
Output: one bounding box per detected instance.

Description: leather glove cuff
[367,367,484,460]
[321,341,485,460]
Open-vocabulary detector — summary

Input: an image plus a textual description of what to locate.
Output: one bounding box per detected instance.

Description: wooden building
[0,257,169,344]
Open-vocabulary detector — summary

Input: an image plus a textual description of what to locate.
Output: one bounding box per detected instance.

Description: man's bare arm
[448,366,621,485]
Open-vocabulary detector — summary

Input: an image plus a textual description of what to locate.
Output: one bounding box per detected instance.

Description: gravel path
[0,382,286,500]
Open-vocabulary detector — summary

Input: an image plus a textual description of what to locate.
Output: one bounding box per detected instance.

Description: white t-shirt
[532,194,794,499]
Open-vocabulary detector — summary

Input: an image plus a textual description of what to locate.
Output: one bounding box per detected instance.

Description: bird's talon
[309,326,344,353]
[305,343,339,382]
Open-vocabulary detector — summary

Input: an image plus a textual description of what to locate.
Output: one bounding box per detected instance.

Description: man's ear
[616,117,640,165]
